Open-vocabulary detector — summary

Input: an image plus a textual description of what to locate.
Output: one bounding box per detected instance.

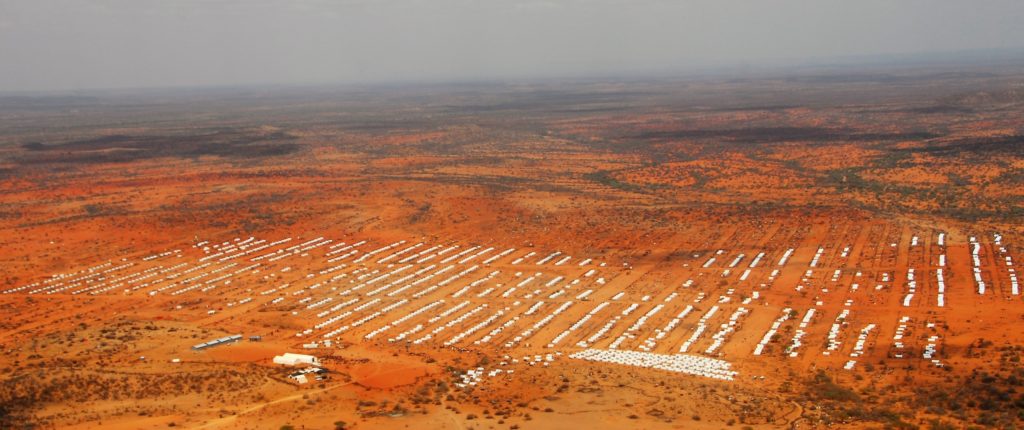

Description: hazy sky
[2,0,1023,91]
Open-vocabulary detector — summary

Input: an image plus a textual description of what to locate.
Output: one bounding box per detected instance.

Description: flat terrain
[2,63,1024,429]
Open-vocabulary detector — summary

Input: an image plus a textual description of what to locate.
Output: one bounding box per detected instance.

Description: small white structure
[273,353,320,366]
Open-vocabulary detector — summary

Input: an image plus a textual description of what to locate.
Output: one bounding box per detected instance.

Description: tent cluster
[786,308,816,357]
[570,349,737,381]
[453,353,561,388]
[609,303,665,350]
[995,233,1019,295]
[921,321,943,366]
[777,248,795,266]
[923,334,942,366]
[794,270,811,293]
[12,260,119,295]
[577,301,634,348]
[536,251,563,265]
[324,240,368,263]
[824,309,850,354]
[451,271,501,298]
[701,250,722,268]
[474,310,520,345]
[1009,257,1019,295]
[173,258,259,296]
[849,323,876,360]
[748,252,765,268]
[481,248,517,265]
[212,236,274,261]
[830,269,842,283]
[809,247,825,268]
[727,253,746,268]
[550,301,608,348]
[574,289,594,300]
[892,316,911,358]
[754,308,792,356]
[522,353,558,366]
[706,307,749,354]
[456,367,509,388]
[19,225,1018,391]
[510,251,536,265]
[313,298,360,329]
[413,303,488,345]
[903,268,916,307]
[505,301,573,348]
[264,237,333,264]
[936,269,946,307]
[375,300,443,341]
[314,258,502,339]
[971,236,986,294]
[289,242,606,350]
[444,307,508,346]
[437,245,489,265]
[639,305,694,352]
[325,298,410,338]
[679,305,719,353]
[353,240,406,264]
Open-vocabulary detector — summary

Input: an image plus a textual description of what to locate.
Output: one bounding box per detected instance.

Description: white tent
[273,353,320,366]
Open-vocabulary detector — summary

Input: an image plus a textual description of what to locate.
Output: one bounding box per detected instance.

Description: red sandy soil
[1,72,1024,429]
[350,362,436,390]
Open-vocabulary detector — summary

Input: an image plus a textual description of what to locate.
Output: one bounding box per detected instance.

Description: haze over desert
[3,1,1024,429]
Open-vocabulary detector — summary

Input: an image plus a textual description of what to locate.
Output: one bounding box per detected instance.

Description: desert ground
[2,62,1024,429]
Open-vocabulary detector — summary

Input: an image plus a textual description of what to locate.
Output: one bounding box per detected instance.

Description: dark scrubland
[1,60,1024,429]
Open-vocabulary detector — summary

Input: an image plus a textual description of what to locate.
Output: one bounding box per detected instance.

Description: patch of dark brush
[783,71,999,85]
[939,89,1024,107]
[0,95,102,111]
[337,121,433,133]
[904,135,1024,156]
[17,129,300,164]
[548,105,627,114]
[440,90,653,114]
[904,105,975,114]
[709,105,800,112]
[628,127,939,143]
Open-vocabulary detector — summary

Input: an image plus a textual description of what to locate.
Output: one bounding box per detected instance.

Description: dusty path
[196,380,354,429]
[782,401,805,429]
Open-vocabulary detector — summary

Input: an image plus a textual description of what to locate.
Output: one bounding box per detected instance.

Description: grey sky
[1,0,1023,92]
